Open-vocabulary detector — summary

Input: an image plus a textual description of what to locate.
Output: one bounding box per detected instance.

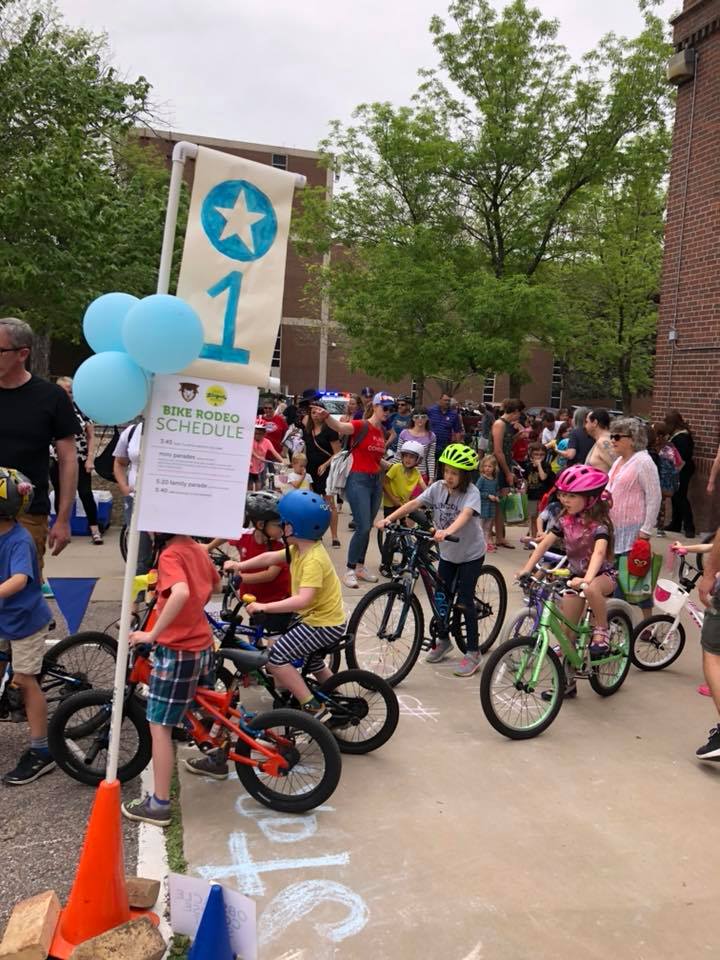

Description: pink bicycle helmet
[555,464,608,496]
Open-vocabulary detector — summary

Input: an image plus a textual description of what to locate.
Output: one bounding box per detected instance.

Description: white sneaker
[344,570,359,588]
[357,565,378,583]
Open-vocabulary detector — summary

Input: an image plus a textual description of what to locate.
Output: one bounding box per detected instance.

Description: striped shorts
[146,645,213,726]
[268,622,347,674]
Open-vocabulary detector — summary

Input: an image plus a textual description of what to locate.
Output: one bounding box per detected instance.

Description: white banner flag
[177,146,298,387]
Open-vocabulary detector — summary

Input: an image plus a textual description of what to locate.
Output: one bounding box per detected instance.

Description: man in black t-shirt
[0,318,78,570]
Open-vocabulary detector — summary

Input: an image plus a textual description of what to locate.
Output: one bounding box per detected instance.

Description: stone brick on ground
[69,917,165,960]
[125,877,161,910]
[0,889,60,960]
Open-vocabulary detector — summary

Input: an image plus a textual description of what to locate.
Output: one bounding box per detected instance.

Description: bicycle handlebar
[385,522,459,543]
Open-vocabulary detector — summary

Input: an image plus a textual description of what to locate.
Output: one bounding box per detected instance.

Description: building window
[271,330,281,368]
[550,359,563,409]
[483,376,495,405]
[271,154,288,170]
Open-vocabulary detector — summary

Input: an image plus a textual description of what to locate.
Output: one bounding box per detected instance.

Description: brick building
[52,128,646,412]
[652,0,720,526]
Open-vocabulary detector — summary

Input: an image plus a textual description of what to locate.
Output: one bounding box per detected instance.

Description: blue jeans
[438,556,485,652]
[345,471,382,567]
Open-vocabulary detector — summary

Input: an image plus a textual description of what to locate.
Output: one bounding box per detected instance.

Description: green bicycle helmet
[438,443,479,471]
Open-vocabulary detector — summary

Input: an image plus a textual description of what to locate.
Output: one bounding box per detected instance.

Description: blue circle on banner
[201,179,277,261]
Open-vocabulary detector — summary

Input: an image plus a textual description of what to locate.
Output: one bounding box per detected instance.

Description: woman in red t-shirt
[317,392,393,588]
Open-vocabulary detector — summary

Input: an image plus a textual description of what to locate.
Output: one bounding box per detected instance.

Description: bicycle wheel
[319,669,399,754]
[589,609,632,696]
[234,708,342,813]
[480,637,564,739]
[631,614,686,671]
[120,524,128,561]
[452,565,508,655]
[48,689,151,786]
[500,608,537,644]
[43,632,118,710]
[345,583,424,686]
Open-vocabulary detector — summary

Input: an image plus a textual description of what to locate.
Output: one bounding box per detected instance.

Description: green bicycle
[480,568,632,739]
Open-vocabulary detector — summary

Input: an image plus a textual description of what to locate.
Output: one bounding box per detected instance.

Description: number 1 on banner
[200,270,250,364]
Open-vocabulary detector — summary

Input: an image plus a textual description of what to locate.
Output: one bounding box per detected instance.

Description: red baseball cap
[628,538,651,578]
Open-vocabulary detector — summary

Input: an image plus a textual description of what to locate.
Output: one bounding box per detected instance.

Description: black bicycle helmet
[245,491,281,525]
[0,467,33,519]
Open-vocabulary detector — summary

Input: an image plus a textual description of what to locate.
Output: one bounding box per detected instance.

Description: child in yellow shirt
[379,441,426,561]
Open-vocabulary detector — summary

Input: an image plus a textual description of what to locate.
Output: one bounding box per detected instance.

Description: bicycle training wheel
[631,614,686,671]
[345,583,424,686]
[43,631,118,711]
[480,637,564,739]
[589,608,632,696]
[48,689,151,786]
[234,708,342,813]
[452,565,508,655]
[319,669,399,754]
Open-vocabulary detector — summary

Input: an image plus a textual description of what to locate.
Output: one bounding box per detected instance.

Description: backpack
[93,423,138,483]
[326,422,369,497]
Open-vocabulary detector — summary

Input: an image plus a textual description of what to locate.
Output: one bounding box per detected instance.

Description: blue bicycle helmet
[278,490,331,540]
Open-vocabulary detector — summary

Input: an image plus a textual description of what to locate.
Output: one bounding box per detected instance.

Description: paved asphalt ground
[0,540,139,929]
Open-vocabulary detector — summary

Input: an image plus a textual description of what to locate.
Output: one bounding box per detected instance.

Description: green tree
[0,2,175,373]
[557,131,669,412]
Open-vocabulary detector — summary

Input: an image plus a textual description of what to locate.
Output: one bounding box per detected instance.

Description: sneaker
[542,680,577,701]
[348,521,356,530]
[344,570,359,589]
[184,754,229,780]
[301,699,328,720]
[590,629,610,659]
[357,565,378,583]
[41,582,54,599]
[2,749,56,785]
[696,726,720,761]
[454,653,481,677]
[332,539,341,549]
[426,638,452,663]
[697,684,712,697]
[122,794,172,827]
[656,529,667,538]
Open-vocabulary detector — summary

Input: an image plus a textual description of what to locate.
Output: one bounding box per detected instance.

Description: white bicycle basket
[654,578,688,617]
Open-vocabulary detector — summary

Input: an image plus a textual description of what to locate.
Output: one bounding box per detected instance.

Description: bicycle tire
[345,583,424,686]
[48,689,151,786]
[120,524,128,561]
[631,614,686,671]
[43,631,119,707]
[452,564,508,655]
[480,637,564,740]
[319,669,399,754]
[234,708,342,813]
[588,609,633,696]
[499,608,538,644]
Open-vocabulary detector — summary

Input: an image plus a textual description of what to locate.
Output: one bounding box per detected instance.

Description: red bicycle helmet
[555,464,608,496]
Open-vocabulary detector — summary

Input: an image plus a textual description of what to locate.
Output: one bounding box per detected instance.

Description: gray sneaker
[426,638,452,663]
[453,653,481,677]
[184,754,229,780]
[121,794,171,827]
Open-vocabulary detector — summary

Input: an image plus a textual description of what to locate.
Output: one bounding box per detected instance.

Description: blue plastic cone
[188,884,236,960]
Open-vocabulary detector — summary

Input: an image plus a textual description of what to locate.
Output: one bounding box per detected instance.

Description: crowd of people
[2,311,720,794]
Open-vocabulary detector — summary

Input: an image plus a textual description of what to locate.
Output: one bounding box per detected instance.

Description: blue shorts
[146,646,213,726]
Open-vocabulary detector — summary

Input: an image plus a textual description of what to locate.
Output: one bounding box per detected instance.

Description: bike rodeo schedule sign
[137,373,258,538]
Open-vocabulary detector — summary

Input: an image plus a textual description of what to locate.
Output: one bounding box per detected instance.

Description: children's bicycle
[346,524,508,686]
[48,645,342,813]
[480,568,633,739]
[631,552,704,671]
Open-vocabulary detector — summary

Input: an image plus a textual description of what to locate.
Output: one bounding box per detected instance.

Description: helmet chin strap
[281,525,291,565]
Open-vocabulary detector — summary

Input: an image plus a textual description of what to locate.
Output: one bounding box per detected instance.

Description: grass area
[166,763,190,960]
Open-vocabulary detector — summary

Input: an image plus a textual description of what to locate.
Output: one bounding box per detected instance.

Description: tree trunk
[414,374,425,406]
[509,373,522,398]
[31,332,51,379]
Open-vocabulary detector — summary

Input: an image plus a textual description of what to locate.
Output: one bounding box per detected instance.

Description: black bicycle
[345,524,508,686]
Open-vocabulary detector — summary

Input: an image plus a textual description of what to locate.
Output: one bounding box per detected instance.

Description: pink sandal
[698,684,712,697]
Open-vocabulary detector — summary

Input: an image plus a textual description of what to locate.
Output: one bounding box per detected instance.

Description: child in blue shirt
[0,468,54,785]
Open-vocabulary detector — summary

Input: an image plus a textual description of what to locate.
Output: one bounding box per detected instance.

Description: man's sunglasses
[0,347,22,355]
[381,404,394,411]
[610,433,630,441]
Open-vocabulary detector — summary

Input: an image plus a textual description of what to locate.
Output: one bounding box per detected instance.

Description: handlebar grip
[445,535,460,543]
[242,593,257,604]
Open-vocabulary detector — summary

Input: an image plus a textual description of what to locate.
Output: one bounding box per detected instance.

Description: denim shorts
[146,645,213,726]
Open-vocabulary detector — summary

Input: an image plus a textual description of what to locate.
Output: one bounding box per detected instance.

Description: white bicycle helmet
[400,440,425,460]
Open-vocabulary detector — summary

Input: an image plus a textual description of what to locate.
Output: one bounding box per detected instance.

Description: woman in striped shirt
[606,418,661,556]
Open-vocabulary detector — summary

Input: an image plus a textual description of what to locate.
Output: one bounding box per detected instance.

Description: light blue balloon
[83,292,139,353]
[122,294,204,374]
[73,352,149,425]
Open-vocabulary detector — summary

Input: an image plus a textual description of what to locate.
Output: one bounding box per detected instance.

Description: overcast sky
[57,0,678,151]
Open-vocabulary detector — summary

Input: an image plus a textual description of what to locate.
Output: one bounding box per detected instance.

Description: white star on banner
[216,189,266,252]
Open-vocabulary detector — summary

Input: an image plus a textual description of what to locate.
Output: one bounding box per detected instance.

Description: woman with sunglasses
[312,392,394,588]
[606,418,661,557]
[398,408,437,483]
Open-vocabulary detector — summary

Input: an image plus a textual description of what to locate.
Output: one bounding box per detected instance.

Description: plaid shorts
[146,645,213,726]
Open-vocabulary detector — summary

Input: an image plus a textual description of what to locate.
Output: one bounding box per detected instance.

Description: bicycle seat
[221,648,270,671]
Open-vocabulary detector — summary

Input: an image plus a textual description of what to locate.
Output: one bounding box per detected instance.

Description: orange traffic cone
[49,779,158,959]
